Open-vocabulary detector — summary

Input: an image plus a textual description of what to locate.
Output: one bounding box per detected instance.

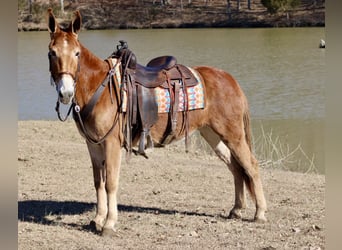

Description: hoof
[89,220,103,233]
[254,215,267,223]
[101,227,117,237]
[228,209,242,220]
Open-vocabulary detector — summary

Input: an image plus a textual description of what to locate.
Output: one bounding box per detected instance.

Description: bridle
[49,47,124,145]
[48,50,80,84]
[48,51,80,121]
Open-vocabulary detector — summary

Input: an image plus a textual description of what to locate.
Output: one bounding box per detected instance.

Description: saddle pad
[110,57,205,113]
[154,67,205,113]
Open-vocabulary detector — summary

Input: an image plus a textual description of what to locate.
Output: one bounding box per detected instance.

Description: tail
[243,105,252,151]
[242,104,257,203]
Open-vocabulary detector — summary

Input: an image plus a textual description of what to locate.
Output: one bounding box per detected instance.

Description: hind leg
[227,157,248,219]
[200,126,267,222]
[226,134,267,222]
[199,127,246,219]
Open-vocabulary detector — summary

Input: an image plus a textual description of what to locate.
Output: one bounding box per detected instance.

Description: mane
[79,43,107,71]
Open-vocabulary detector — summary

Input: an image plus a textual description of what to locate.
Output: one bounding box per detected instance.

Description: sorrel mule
[47,9,267,236]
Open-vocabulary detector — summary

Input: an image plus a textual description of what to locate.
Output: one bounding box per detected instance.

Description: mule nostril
[59,91,73,99]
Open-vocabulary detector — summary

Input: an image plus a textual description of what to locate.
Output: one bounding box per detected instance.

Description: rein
[50,52,80,122]
[55,100,75,122]
[73,102,120,145]
[54,57,123,145]
[72,59,122,145]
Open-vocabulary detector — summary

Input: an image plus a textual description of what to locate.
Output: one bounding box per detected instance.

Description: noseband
[55,71,78,82]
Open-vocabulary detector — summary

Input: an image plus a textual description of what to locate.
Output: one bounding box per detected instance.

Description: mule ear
[71,10,82,35]
[47,8,59,34]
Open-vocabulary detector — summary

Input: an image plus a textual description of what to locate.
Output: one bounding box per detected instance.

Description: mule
[47,9,267,236]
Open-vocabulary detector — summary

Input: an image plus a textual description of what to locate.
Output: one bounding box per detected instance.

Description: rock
[189,230,199,237]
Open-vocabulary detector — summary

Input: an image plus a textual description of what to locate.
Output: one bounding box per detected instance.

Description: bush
[261,0,300,14]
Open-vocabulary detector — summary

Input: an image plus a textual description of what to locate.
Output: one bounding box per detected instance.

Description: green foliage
[148,6,159,20]
[18,0,27,10]
[289,0,301,9]
[261,0,279,14]
[261,0,300,14]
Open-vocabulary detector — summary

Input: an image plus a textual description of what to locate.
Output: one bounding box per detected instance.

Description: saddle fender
[136,84,158,155]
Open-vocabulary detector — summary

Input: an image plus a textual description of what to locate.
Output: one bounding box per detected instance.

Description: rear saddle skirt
[107,52,205,157]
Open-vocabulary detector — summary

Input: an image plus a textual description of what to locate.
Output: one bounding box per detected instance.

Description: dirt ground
[18,120,325,250]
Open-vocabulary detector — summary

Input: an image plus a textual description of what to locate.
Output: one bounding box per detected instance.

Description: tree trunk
[60,0,64,14]
[227,0,231,20]
[28,0,32,14]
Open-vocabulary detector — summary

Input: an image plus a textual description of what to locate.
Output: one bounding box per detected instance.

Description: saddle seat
[133,56,198,88]
[146,55,177,70]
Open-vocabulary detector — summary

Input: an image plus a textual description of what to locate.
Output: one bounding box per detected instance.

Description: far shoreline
[18,22,325,32]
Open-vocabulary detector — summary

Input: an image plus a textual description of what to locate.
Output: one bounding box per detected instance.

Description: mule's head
[47,8,82,104]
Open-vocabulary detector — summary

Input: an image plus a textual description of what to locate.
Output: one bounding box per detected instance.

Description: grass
[252,125,317,173]
[173,126,317,174]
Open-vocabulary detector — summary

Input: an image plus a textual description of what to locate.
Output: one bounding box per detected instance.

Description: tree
[226,0,231,20]
[261,0,300,14]
[153,0,170,5]
[28,0,32,14]
[60,0,64,14]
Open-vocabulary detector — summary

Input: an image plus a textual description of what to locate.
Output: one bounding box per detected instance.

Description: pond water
[18,27,325,173]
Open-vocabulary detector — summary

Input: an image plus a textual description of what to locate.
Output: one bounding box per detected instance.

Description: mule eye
[75,51,80,57]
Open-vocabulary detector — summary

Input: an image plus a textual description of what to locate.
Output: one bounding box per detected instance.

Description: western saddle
[109,40,199,157]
